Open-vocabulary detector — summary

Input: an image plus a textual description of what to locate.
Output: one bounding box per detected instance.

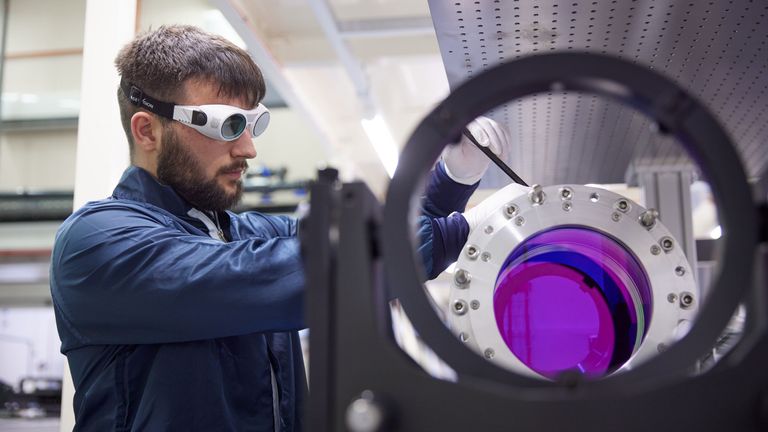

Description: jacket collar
[112,166,194,218]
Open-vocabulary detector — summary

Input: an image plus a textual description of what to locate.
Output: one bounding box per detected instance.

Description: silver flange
[447,184,699,379]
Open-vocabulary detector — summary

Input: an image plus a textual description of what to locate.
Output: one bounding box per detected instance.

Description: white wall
[0,307,64,390]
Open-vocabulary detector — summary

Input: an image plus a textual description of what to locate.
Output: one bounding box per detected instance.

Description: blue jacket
[50,163,475,431]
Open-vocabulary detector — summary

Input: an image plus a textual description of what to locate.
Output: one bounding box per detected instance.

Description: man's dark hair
[114,25,266,156]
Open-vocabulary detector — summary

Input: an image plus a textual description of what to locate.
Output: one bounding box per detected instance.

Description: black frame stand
[303,53,768,431]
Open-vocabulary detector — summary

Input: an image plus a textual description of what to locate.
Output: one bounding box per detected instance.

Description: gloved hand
[441,116,509,185]
[462,182,529,232]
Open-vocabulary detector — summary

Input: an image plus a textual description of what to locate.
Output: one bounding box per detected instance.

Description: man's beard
[156,126,245,211]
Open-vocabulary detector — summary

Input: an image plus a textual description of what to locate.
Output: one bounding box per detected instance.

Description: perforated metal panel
[429,0,768,187]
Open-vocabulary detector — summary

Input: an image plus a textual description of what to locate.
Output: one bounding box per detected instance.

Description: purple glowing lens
[493,227,652,378]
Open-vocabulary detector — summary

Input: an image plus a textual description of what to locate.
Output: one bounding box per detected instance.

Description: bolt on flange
[660,236,674,252]
[614,199,631,213]
[503,203,519,218]
[529,184,546,205]
[452,299,468,316]
[559,186,574,200]
[680,292,695,309]
[639,209,659,229]
[454,269,471,288]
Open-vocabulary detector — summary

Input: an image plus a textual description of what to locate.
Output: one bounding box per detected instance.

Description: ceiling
[216,0,768,193]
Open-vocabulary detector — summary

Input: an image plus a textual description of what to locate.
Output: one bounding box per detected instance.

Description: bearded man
[50,25,510,432]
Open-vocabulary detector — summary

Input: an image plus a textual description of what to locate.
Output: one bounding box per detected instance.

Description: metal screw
[562,201,572,212]
[529,184,546,205]
[675,266,686,276]
[484,225,494,234]
[470,300,480,310]
[466,245,480,260]
[667,293,678,303]
[650,245,661,255]
[559,187,574,200]
[611,212,621,222]
[484,348,495,359]
[454,270,471,288]
[459,332,470,342]
[503,203,519,218]
[589,192,600,202]
[639,209,659,229]
[680,292,695,309]
[514,216,525,226]
[452,300,468,316]
[480,252,491,262]
[346,390,384,432]
[660,236,674,252]
[614,199,631,213]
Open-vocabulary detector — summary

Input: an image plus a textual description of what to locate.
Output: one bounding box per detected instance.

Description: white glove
[441,116,509,185]
[462,182,529,232]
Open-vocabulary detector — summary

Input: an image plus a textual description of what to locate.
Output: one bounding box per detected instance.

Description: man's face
[155,80,257,211]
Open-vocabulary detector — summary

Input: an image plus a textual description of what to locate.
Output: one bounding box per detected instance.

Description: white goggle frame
[172,103,270,141]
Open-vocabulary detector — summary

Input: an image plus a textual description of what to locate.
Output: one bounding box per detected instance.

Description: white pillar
[60,1,135,430]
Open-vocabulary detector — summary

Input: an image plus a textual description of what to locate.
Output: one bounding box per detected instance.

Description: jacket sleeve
[50,204,305,349]
[417,161,477,279]
[422,160,479,218]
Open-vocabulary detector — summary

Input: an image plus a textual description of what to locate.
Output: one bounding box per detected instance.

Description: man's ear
[130,112,160,153]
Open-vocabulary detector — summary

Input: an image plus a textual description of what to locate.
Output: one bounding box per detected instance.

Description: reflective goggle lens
[251,111,270,138]
[221,114,247,140]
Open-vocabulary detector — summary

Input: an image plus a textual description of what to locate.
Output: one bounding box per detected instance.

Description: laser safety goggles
[120,80,270,141]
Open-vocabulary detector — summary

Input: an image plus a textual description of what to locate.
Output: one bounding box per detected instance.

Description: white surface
[0,308,64,392]
[60,2,137,431]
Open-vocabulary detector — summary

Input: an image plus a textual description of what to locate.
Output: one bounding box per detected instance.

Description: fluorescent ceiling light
[361,113,399,178]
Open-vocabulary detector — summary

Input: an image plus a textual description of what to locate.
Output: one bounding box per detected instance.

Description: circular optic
[222,114,247,139]
[492,227,652,378]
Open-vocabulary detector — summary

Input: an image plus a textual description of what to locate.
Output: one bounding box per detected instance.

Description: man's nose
[231,131,257,159]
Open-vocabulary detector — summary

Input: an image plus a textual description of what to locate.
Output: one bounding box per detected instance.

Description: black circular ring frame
[382,52,757,392]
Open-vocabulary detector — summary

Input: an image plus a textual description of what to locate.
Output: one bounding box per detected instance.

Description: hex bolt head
[480,252,491,262]
[650,245,661,255]
[660,236,674,252]
[454,269,471,288]
[589,192,600,202]
[484,225,494,234]
[452,300,468,316]
[562,201,572,212]
[675,266,686,276]
[639,209,659,229]
[465,245,480,260]
[680,292,695,309]
[484,348,495,359]
[614,199,631,213]
[667,293,678,303]
[470,300,480,310]
[529,184,546,205]
[559,187,574,200]
[514,216,525,226]
[503,203,519,218]
[611,212,621,222]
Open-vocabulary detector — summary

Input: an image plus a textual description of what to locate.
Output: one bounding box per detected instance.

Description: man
[50,25,513,431]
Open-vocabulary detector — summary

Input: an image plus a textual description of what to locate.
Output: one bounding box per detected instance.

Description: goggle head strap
[119,79,175,121]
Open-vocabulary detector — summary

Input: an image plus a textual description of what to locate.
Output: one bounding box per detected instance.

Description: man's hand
[441,116,509,185]
[462,182,529,232]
